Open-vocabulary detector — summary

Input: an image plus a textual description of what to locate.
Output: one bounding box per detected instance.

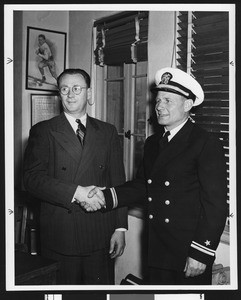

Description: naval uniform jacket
[104,119,227,271]
[23,113,127,256]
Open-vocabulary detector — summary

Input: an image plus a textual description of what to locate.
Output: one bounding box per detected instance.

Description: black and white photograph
[26,26,66,91]
[2,3,239,300]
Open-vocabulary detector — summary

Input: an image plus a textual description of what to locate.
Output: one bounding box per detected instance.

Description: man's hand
[83,186,106,212]
[88,186,105,199]
[184,257,207,277]
[74,185,105,211]
[109,231,126,259]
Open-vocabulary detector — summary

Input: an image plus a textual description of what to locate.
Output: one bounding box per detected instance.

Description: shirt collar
[165,118,189,141]
[64,112,87,131]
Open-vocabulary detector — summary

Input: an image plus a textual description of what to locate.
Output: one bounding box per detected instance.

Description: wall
[148,11,176,85]
[68,10,118,118]
[68,11,118,72]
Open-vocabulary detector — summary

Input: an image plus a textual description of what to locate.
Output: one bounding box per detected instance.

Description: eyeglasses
[59,85,87,95]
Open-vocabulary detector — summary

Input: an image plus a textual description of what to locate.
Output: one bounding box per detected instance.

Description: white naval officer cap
[153,67,204,106]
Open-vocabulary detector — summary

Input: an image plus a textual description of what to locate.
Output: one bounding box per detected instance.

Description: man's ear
[184,99,194,112]
[87,88,92,100]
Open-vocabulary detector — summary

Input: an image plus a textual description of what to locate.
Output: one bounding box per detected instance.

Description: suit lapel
[150,120,194,176]
[49,114,102,179]
[50,113,82,163]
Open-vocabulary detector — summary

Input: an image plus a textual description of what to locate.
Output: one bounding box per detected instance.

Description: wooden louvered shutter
[176,12,188,71]
[177,11,230,205]
[94,11,148,65]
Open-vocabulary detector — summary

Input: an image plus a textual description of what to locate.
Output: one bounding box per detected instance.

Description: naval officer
[82,67,228,285]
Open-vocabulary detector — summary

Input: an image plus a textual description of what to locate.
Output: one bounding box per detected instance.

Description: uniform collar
[165,118,189,141]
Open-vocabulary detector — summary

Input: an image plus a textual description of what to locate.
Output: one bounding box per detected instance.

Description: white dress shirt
[64,112,87,132]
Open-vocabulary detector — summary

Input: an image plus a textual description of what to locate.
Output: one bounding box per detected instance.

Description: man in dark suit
[23,68,127,285]
[83,67,228,285]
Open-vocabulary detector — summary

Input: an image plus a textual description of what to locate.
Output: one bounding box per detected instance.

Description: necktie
[76,119,86,146]
[159,131,170,152]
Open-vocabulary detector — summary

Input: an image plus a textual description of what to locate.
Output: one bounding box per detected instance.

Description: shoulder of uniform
[146,133,160,144]
[191,123,221,143]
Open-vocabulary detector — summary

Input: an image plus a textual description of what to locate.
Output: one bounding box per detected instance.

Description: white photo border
[4,3,237,292]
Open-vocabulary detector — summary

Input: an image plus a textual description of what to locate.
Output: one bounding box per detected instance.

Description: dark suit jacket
[104,119,228,271]
[23,113,127,255]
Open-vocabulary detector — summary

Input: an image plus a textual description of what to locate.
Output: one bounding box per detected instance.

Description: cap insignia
[161,72,173,85]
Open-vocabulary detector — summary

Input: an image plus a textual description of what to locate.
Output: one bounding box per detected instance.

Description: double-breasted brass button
[165,200,170,205]
[165,181,170,186]
[147,179,152,184]
[149,214,153,219]
[165,218,169,223]
[148,197,152,202]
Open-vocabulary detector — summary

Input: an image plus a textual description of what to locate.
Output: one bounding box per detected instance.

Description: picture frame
[31,94,62,126]
[26,26,66,92]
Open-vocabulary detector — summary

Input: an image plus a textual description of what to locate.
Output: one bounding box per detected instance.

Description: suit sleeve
[188,135,228,265]
[108,126,128,229]
[23,123,77,210]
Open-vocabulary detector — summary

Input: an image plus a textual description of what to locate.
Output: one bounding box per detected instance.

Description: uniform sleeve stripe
[110,187,118,208]
[191,242,215,256]
[113,188,118,208]
[192,241,216,254]
[191,244,215,256]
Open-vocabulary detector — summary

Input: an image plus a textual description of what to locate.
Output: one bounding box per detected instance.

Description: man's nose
[67,88,75,97]
[156,100,165,110]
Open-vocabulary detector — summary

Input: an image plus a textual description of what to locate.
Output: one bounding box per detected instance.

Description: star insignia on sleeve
[204,240,211,246]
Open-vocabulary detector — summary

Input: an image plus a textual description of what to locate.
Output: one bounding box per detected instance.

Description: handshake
[74,185,106,212]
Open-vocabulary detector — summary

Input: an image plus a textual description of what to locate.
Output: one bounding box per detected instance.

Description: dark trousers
[148,265,212,285]
[42,247,114,285]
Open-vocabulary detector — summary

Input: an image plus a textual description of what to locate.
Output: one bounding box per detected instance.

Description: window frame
[102,62,149,182]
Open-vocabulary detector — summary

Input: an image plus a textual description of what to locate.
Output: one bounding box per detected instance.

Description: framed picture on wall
[31,94,62,125]
[26,26,66,92]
